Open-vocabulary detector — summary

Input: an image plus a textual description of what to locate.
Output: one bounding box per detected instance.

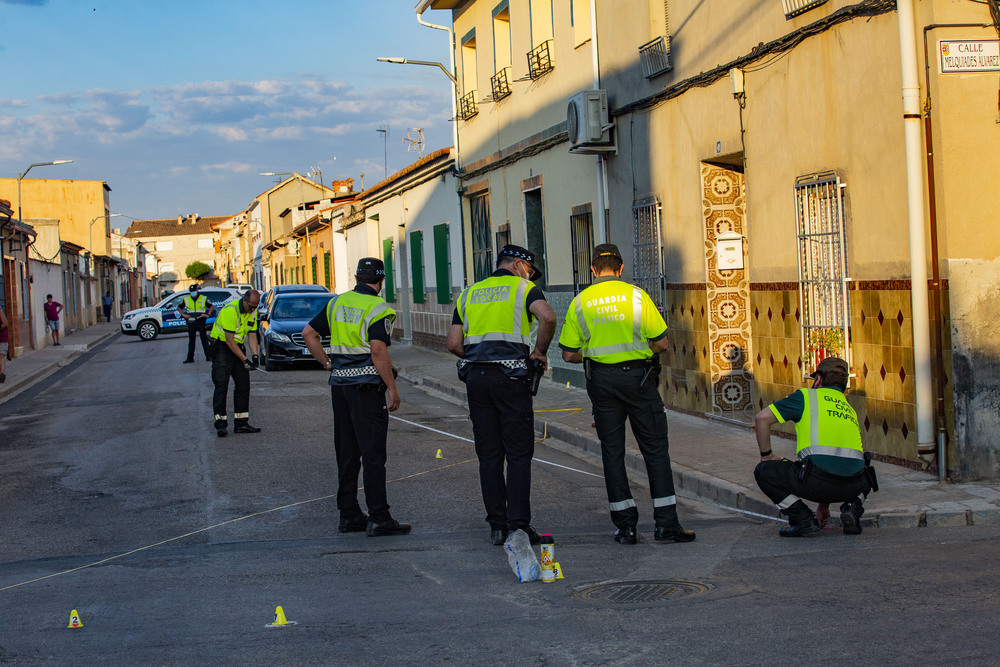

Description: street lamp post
[88,213,123,266]
[16,160,73,223]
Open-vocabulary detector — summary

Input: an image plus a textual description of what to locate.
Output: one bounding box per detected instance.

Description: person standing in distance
[753,356,874,536]
[209,289,261,437]
[447,244,556,546]
[102,291,114,323]
[178,284,215,363]
[559,244,695,546]
[302,257,410,538]
[43,294,63,346]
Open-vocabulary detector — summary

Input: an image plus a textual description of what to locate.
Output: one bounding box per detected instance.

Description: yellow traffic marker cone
[67,609,83,628]
[435,449,443,459]
[566,381,571,388]
[265,605,297,628]
[552,562,565,579]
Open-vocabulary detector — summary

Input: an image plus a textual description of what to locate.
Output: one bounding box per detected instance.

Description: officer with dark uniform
[446,244,556,546]
[301,257,410,538]
[178,284,215,363]
[754,356,874,536]
[559,244,695,545]
[209,289,261,437]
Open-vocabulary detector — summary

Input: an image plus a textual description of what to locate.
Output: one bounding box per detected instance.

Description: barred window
[470,192,493,282]
[794,171,851,375]
[570,205,594,293]
[632,197,664,309]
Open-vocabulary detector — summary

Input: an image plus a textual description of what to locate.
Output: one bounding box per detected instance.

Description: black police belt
[330,365,378,378]
[588,358,657,370]
[457,358,527,371]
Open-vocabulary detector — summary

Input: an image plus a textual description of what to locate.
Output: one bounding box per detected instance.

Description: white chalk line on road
[390,415,603,479]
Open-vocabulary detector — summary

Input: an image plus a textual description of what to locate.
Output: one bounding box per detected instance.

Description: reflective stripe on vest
[795,388,865,461]
[458,275,532,348]
[574,283,651,361]
[210,301,255,343]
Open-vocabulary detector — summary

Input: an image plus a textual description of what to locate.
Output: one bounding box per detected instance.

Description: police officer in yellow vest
[178,284,215,363]
[209,289,261,437]
[754,356,874,536]
[302,257,411,538]
[447,244,556,546]
[559,244,695,546]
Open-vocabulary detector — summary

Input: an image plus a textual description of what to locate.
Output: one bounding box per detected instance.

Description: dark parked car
[258,292,335,370]
[258,284,329,318]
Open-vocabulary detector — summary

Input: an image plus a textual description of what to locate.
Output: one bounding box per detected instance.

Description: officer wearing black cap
[754,356,875,536]
[302,257,411,538]
[447,244,556,546]
[178,284,215,363]
[559,244,695,545]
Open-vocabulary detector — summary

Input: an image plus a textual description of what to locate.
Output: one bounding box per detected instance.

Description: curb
[0,330,118,404]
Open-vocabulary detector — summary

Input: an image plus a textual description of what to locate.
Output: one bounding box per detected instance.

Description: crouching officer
[302,257,410,538]
[209,289,261,437]
[447,244,556,546]
[179,284,215,363]
[559,244,695,546]
[753,356,875,536]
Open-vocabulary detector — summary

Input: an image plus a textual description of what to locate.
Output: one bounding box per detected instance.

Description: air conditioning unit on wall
[567,90,615,154]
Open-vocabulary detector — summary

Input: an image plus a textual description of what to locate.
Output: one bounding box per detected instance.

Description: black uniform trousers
[186,317,211,361]
[587,363,680,530]
[755,458,871,524]
[211,342,250,429]
[465,365,534,532]
[331,383,391,522]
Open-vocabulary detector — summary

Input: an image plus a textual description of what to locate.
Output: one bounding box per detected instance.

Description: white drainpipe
[896,0,935,454]
[590,0,607,243]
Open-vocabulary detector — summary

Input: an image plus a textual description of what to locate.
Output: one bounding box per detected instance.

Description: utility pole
[377,125,389,179]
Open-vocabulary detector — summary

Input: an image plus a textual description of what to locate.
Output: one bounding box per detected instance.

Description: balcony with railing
[639,36,672,78]
[459,90,479,120]
[527,40,554,80]
[491,67,512,102]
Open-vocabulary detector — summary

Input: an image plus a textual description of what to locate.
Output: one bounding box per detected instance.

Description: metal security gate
[632,197,664,308]
[570,206,594,293]
[794,171,851,375]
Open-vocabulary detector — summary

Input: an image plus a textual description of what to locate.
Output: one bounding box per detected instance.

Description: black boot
[839,499,864,535]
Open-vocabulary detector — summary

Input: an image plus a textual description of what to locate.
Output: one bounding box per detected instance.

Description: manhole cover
[573,579,714,604]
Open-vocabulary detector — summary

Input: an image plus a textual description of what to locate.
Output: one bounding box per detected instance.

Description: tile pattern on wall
[701,165,754,421]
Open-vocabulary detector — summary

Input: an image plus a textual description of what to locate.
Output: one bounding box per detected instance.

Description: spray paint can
[540,534,555,583]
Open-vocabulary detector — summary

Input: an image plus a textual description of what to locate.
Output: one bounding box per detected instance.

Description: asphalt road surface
[0,334,998,665]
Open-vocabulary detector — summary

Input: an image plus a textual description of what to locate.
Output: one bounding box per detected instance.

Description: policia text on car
[302,257,411,538]
[209,289,262,437]
[754,356,877,537]
[559,244,695,546]
[447,245,556,547]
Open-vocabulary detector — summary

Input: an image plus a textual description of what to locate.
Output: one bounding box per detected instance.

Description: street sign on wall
[939,40,1000,73]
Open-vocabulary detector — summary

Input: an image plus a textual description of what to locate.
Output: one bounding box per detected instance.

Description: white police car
[120,287,241,341]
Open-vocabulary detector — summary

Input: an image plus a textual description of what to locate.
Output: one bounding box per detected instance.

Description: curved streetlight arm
[377,57,456,84]
[16,160,73,223]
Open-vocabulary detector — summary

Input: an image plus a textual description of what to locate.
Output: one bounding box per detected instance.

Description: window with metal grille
[470,193,493,282]
[632,198,664,309]
[527,40,554,80]
[639,36,672,78]
[781,0,828,19]
[382,238,395,303]
[491,67,512,101]
[433,222,452,305]
[794,171,851,374]
[570,206,594,293]
[410,230,425,304]
[312,255,318,284]
[324,252,331,289]
[495,223,511,253]
[459,90,479,120]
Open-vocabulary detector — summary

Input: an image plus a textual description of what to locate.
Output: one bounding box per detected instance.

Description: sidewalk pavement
[391,342,1000,530]
[0,321,120,404]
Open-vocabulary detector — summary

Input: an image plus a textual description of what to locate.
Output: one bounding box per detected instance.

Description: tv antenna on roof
[402,128,425,159]
[376,125,389,178]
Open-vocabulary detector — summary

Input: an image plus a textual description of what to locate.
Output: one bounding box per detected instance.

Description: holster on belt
[584,358,592,381]
[864,452,879,493]
[638,358,661,392]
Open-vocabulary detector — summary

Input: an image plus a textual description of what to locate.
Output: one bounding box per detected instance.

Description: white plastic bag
[504,529,540,583]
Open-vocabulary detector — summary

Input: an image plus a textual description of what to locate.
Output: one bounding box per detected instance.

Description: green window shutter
[312,256,318,284]
[433,223,451,304]
[410,230,425,304]
[382,238,395,302]
[324,252,331,290]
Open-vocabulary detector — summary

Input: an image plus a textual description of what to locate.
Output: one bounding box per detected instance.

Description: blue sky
[0,0,454,226]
